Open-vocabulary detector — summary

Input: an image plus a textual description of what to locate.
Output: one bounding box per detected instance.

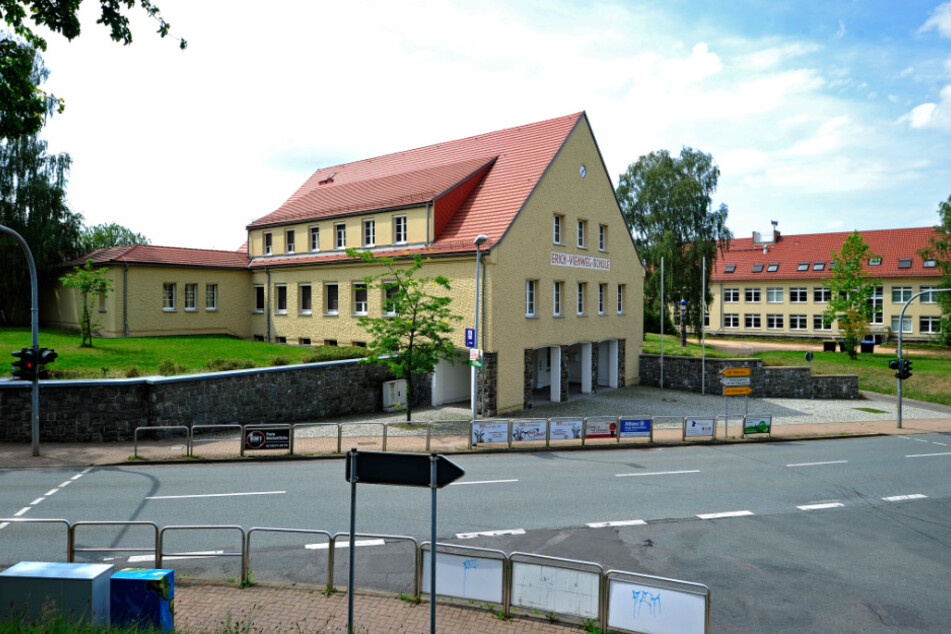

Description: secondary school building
[46,112,645,415]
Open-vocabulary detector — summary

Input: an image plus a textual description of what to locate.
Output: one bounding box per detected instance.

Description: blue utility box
[0,561,113,625]
[110,568,174,631]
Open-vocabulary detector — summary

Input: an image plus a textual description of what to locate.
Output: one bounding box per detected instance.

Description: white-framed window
[766,314,784,330]
[766,288,783,303]
[254,285,265,313]
[263,232,272,256]
[745,313,761,329]
[275,284,287,314]
[394,215,407,244]
[767,263,779,272]
[790,288,807,303]
[704,312,710,327]
[384,282,398,316]
[923,258,937,268]
[577,220,586,248]
[553,214,563,244]
[724,288,740,303]
[299,284,312,314]
[814,314,831,331]
[286,229,295,253]
[553,281,563,316]
[525,280,536,317]
[812,261,826,271]
[790,314,808,330]
[617,284,625,314]
[353,283,368,315]
[363,219,375,247]
[325,283,338,315]
[797,262,809,271]
[870,286,883,325]
[184,283,198,311]
[205,284,217,311]
[335,223,346,249]
[598,283,606,314]
[162,283,176,311]
[577,282,586,315]
[892,286,912,303]
[814,287,831,303]
[310,226,319,252]
[724,313,739,328]
[921,316,941,334]
[921,286,937,303]
[745,288,761,303]
[598,225,607,251]
[891,315,912,333]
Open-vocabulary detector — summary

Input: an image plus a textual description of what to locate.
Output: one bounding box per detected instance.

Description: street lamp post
[680,299,687,347]
[472,234,488,420]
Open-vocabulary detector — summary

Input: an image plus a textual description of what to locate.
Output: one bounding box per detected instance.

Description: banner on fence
[421,551,503,603]
[619,418,652,438]
[743,415,772,435]
[607,577,708,634]
[684,418,714,438]
[549,419,583,440]
[512,563,599,619]
[472,422,508,445]
[512,421,546,442]
[585,418,618,438]
[244,428,290,450]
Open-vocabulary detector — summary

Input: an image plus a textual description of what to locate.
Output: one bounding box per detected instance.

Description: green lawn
[0,328,366,379]
[642,333,737,359]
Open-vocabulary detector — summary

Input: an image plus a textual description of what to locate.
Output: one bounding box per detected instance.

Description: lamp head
[473,234,488,247]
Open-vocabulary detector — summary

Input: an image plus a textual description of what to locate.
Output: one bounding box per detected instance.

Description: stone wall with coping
[0,359,431,443]
[638,354,858,399]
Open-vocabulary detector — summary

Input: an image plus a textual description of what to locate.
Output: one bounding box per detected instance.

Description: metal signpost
[895,288,950,429]
[344,450,465,634]
[721,367,752,437]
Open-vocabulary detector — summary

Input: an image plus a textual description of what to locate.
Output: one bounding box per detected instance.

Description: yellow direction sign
[721,367,751,377]
[723,386,753,396]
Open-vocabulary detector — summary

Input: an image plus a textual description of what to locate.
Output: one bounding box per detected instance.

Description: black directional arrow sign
[345,450,465,488]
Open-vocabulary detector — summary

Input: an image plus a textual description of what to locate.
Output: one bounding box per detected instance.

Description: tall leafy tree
[616,147,732,336]
[59,259,114,347]
[823,231,882,360]
[918,194,951,346]
[79,222,150,253]
[347,249,462,421]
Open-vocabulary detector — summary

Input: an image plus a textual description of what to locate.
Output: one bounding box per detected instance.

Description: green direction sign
[469,359,483,368]
[743,416,772,435]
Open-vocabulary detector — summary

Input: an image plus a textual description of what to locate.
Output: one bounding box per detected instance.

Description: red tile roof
[712,227,942,281]
[69,245,250,269]
[247,113,585,257]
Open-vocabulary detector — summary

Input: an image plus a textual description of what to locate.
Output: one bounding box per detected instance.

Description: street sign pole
[347,450,358,634]
[430,453,438,634]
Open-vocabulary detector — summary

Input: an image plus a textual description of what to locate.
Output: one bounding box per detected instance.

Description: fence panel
[338,422,386,453]
[291,423,341,456]
[548,417,584,446]
[469,419,511,449]
[240,423,292,456]
[328,532,419,597]
[508,552,604,623]
[158,525,246,582]
[69,521,158,565]
[0,518,71,565]
[246,527,332,586]
[510,419,548,447]
[383,421,430,453]
[419,542,507,605]
[190,424,242,459]
[606,569,710,634]
[584,416,620,445]
[134,426,189,460]
[426,419,469,453]
[617,416,653,444]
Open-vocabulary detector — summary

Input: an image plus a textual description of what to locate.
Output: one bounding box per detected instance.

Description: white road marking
[616,470,700,477]
[586,519,647,528]
[883,494,927,502]
[305,539,385,550]
[58,481,71,488]
[0,523,8,530]
[145,491,286,500]
[128,550,223,563]
[450,479,518,486]
[697,510,754,520]
[13,508,30,517]
[786,460,848,467]
[897,436,911,440]
[905,452,951,458]
[29,498,45,505]
[70,474,84,480]
[44,489,58,496]
[912,438,930,443]
[933,442,948,446]
[456,528,525,539]
[797,502,844,511]
[81,467,93,474]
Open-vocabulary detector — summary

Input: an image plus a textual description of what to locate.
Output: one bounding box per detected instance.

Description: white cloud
[900,85,951,130]
[736,41,821,72]
[899,66,915,78]
[920,1,951,38]
[835,20,846,39]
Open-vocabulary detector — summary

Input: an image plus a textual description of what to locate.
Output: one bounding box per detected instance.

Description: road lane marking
[786,460,847,467]
[128,550,223,563]
[450,479,518,486]
[145,491,286,500]
[932,442,948,446]
[0,523,7,530]
[616,470,700,477]
[905,452,951,458]
[456,528,525,539]
[44,489,58,496]
[883,494,927,502]
[912,438,930,443]
[58,481,72,488]
[29,498,45,505]
[587,520,646,528]
[797,502,844,511]
[13,508,30,517]
[697,510,753,520]
[306,539,385,550]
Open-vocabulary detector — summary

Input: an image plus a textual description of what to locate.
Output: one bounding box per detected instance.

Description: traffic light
[11,348,36,381]
[888,359,900,373]
[36,347,57,379]
[899,358,913,380]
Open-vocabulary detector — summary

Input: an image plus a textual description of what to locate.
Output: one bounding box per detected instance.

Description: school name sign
[551,252,611,271]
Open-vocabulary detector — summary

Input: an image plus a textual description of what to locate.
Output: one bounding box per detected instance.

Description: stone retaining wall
[638,354,858,399]
[0,359,431,443]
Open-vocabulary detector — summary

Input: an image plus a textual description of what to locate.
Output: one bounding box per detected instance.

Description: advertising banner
[549,419,583,440]
[619,418,652,438]
[684,418,714,438]
[244,427,290,450]
[512,421,546,442]
[471,422,508,445]
[585,418,618,439]
[743,415,772,435]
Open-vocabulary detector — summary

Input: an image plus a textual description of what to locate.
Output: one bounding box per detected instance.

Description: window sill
[525,314,538,319]
[206,308,218,312]
[275,310,287,315]
[325,311,339,317]
[353,313,368,317]
[300,311,312,316]
[163,308,176,312]
[185,308,198,312]
[253,309,264,314]
[553,314,564,318]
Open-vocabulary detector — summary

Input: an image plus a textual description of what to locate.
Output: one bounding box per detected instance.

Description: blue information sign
[465,328,476,348]
[619,418,651,438]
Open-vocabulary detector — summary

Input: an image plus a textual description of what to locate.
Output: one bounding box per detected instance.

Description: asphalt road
[2,434,951,631]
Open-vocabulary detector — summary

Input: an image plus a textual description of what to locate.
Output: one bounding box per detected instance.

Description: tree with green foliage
[79,222,150,253]
[918,194,951,346]
[59,259,113,347]
[616,147,732,337]
[823,231,882,360]
[1,0,185,140]
[347,248,462,421]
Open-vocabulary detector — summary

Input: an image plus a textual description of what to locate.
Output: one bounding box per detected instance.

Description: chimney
[771,220,780,243]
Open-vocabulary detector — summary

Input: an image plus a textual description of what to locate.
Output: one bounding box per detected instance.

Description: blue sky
[34,0,951,249]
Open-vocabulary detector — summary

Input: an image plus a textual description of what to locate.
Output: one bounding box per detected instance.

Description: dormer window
[869,256,881,266]
[924,258,936,268]
[286,229,295,254]
[724,264,736,273]
[264,232,272,256]
[812,262,826,271]
[797,262,809,271]
[898,258,912,269]
[752,263,764,273]
[767,263,779,272]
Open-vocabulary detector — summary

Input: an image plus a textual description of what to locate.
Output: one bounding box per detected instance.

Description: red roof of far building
[69,245,251,269]
[247,113,586,256]
[711,227,941,281]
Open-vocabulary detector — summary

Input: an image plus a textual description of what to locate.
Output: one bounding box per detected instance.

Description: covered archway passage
[564,342,593,395]
[529,345,562,404]
[431,350,470,406]
[598,339,619,388]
